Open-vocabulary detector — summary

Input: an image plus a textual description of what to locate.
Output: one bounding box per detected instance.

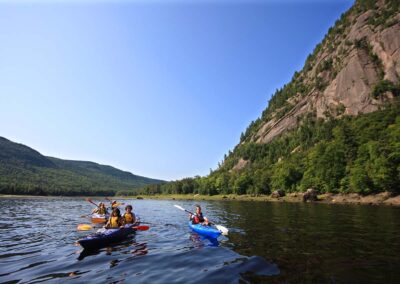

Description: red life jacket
[192,213,205,224]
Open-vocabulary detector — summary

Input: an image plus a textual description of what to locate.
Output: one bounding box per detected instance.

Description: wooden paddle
[173,205,229,235]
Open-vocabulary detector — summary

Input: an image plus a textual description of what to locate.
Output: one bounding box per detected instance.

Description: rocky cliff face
[248,0,399,145]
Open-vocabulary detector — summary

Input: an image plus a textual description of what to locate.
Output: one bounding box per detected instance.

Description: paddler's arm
[104,218,111,229]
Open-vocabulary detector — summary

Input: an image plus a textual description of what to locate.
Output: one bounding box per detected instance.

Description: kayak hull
[78,224,137,250]
[188,221,221,239]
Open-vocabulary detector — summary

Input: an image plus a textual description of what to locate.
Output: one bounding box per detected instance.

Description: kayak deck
[188,221,221,239]
[78,223,138,250]
[90,213,109,224]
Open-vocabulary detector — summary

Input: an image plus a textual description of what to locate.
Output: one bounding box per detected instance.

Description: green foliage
[371,80,400,98]
[357,0,376,12]
[317,58,333,73]
[0,137,164,196]
[138,100,400,196]
[301,142,346,193]
[354,37,384,79]
[271,161,302,192]
[366,0,399,27]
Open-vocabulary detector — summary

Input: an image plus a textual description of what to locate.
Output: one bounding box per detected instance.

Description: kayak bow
[188,222,221,239]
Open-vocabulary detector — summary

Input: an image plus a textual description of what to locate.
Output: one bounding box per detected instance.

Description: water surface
[0,197,399,283]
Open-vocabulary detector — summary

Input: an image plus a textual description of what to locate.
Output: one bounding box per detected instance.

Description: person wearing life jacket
[105,208,123,228]
[122,205,136,225]
[189,205,209,226]
[111,200,119,208]
[91,202,108,215]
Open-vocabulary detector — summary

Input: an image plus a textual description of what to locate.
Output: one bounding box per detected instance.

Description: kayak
[188,221,221,239]
[91,213,109,224]
[78,223,138,250]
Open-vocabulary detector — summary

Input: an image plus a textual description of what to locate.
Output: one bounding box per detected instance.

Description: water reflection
[77,236,148,261]
[189,233,219,248]
[1,197,399,283]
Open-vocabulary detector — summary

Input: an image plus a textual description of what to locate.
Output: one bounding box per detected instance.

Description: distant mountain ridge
[0,136,164,196]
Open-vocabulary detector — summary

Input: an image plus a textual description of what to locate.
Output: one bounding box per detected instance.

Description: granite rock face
[252,0,399,145]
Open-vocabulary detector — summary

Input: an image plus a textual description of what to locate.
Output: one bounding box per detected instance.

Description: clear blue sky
[0,0,354,181]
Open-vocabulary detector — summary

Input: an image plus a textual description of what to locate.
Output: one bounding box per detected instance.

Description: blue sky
[0,0,354,181]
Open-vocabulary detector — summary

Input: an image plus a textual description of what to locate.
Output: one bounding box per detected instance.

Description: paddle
[133,225,150,231]
[77,224,150,231]
[77,224,93,231]
[173,205,229,235]
[86,198,100,208]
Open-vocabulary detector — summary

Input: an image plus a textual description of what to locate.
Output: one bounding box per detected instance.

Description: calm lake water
[0,197,399,283]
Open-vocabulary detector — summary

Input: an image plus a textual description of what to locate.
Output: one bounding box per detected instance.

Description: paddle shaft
[86,198,99,208]
[182,208,216,225]
[175,205,222,229]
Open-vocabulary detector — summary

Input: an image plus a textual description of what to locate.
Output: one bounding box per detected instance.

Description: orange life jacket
[109,216,120,228]
[123,212,135,224]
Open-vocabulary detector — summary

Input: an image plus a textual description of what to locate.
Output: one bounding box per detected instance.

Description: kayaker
[189,205,209,226]
[122,205,136,225]
[91,202,108,215]
[111,200,119,208]
[105,208,123,228]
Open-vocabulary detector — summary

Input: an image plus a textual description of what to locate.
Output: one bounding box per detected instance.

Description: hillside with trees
[135,0,400,197]
[0,137,164,196]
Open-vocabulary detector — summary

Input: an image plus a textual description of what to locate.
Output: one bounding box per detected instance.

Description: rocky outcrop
[231,158,249,171]
[271,190,285,198]
[251,1,400,145]
[302,188,318,202]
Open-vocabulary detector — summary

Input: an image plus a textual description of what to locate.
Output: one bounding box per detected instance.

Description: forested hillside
[0,137,164,196]
[135,0,400,197]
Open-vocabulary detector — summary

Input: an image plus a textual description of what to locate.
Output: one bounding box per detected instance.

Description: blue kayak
[78,224,138,250]
[188,221,221,239]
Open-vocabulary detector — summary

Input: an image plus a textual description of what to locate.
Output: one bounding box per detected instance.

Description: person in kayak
[105,207,123,228]
[91,202,108,215]
[122,205,136,225]
[189,205,209,226]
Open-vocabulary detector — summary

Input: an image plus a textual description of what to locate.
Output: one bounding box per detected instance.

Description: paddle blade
[215,224,229,236]
[77,224,93,231]
[174,205,185,211]
[132,225,150,231]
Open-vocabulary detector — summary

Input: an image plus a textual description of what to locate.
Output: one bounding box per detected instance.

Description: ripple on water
[0,198,279,283]
[6,198,399,283]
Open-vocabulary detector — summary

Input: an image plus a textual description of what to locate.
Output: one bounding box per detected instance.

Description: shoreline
[1,192,400,206]
[127,192,400,207]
